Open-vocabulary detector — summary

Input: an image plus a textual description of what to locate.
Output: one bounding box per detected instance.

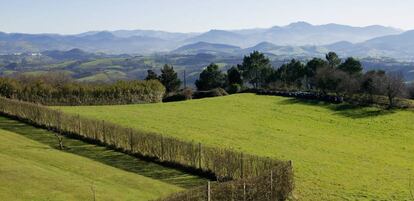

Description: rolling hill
[0,116,186,201]
[56,94,414,200]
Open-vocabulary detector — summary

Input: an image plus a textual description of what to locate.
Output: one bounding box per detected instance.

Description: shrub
[163,88,193,102]
[226,84,241,94]
[193,88,228,99]
[0,76,166,105]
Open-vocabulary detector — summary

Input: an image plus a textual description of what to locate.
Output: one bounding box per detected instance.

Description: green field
[0,116,208,201]
[56,94,414,200]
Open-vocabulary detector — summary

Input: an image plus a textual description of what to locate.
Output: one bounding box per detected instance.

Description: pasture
[56,93,414,200]
[0,116,207,201]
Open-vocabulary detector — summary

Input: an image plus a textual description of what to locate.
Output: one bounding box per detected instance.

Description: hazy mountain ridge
[1,22,413,59]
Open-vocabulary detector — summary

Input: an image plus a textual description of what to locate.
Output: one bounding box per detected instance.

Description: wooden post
[207,181,211,201]
[198,143,202,169]
[102,120,106,144]
[240,152,244,179]
[270,170,274,201]
[129,130,134,153]
[243,182,246,201]
[160,136,164,161]
[78,115,81,135]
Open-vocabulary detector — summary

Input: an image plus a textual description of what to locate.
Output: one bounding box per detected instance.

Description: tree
[408,83,414,99]
[380,72,406,108]
[227,66,243,86]
[277,59,306,88]
[325,52,341,68]
[145,70,158,81]
[360,70,385,102]
[315,67,347,95]
[159,64,181,93]
[195,63,226,91]
[338,57,363,75]
[305,58,329,89]
[239,51,272,88]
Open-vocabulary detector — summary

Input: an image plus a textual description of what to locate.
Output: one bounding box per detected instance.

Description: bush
[163,88,193,102]
[226,84,241,94]
[0,76,166,105]
[193,88,228,99]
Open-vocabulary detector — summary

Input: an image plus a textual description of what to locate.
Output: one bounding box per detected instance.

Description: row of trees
[192,51,408,108]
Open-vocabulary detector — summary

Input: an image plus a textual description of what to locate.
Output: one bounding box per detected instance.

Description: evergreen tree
[195,63,226,91]
[145,69,159,81]
[239,51,272,88]
[338,57,363,75]
[227,66,243,86]
[159,64,181,93]
[325,52,341,68]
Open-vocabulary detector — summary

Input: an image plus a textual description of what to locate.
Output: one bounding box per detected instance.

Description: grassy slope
[0,117,185,201]
[56,94,414,200]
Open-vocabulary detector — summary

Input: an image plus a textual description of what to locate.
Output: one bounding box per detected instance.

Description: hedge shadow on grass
[278,98,395,119]
[0,116,209,188]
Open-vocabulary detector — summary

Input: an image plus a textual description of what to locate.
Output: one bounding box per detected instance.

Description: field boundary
[0,97,294,201]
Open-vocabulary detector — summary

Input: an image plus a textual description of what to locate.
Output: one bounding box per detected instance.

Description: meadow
[57,93,414,200]
[0,116,207,201]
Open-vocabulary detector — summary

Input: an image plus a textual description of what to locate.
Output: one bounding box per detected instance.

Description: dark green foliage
[326,52,341,68]
[0,97,294,201]
[145,69,159,81]
[277,59,306,88]
[227,66,243,86]
[408,83,414,99]
[163,88,193,102]
[239,51,272,88]
[305,58,328,78]
[315,67,347,94]
[193,88,228,99]
[339,57,363,75]
[226,84,242,94]
[159,64,182,93]
[0,75,165,105]
[195,63,226,91]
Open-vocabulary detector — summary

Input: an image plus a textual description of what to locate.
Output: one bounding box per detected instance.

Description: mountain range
[1,22,414,60]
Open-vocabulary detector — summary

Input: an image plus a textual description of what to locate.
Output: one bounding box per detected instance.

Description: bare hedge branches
[0,77,166,105]
[0,97,294,201]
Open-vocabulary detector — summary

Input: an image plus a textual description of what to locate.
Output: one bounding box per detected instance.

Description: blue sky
[1,0,413,34]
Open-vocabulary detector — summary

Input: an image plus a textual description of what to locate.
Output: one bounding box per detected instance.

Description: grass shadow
[279,98,395,119]
[0,116,209,188]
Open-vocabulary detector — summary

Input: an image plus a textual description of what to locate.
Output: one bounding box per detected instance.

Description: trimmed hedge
[0,97,294,200]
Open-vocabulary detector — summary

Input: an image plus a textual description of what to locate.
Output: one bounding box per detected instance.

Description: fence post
[198,143,202,169]
[160,136,164,161]
[207,181,211,201]
[240,152,244,179]
[129,129,134,153]
[102,120,106,144]
[270,170,273,201]
[78,114,81,135]
[243,182,246,201]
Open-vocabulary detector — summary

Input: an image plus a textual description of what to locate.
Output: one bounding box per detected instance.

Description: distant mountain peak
[286,21,313,28]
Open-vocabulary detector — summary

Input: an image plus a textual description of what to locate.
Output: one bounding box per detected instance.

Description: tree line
[0,72,165,105]
[179,51,410,108]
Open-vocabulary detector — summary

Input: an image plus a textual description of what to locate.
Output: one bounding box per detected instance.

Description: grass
[56,93,414,200]
[0,116,208,201]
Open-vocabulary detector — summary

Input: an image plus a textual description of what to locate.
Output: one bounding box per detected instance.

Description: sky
[1,0,413,34]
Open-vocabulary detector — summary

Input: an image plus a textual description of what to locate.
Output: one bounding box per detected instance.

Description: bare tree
[383,73,406,108]
[53,132,64,150]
